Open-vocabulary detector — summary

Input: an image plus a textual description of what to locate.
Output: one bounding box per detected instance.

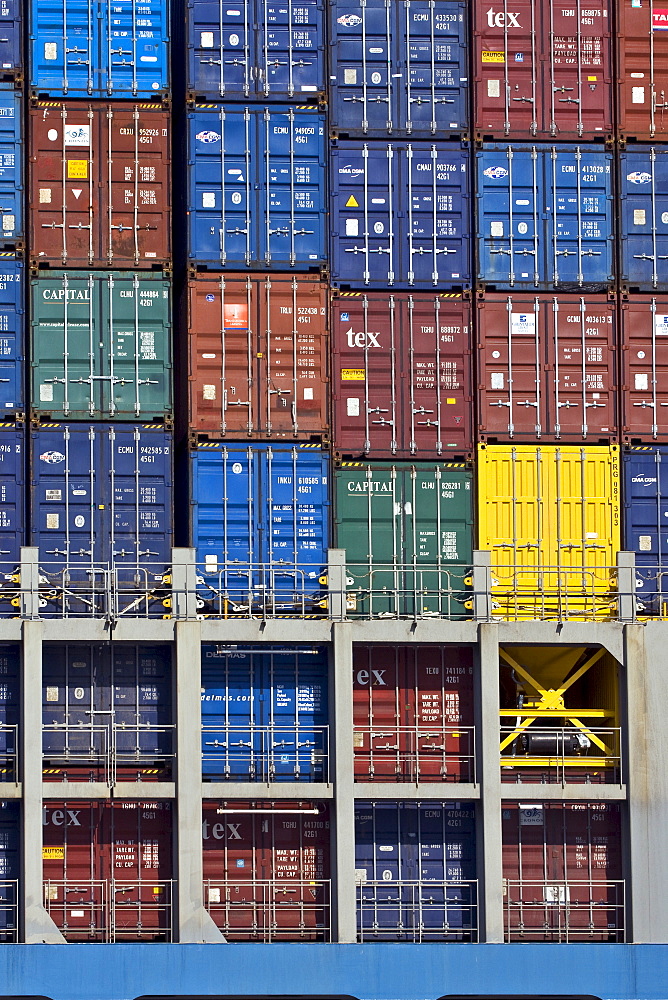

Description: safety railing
[504,879,626,942]
[0,881,18,941]
[356,879,478,942]
[193,563,328,619]
[340,563,473,620]
[203,879,331,942]
[0,725,17,782]
[500,726,623,785]
[42,723,176,785]
[202,725,329,783]
[487,563,633,623]
[43,879,174,942]
[353,725,475,784]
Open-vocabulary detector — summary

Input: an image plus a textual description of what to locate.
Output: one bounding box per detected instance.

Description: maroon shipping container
[477,294,618,443]
[620,296,668,441]
[473,0,613,140]
[30,102,171,268]
[617,0,668,140]
[202,801,331,941]
[332,292,472,459]
[188,274,329,441]
[502,801,624,941]
[353,646,475,783]
[42,800,173,942]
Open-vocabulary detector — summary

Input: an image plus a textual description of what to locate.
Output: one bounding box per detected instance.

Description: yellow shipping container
[477,444,620,620]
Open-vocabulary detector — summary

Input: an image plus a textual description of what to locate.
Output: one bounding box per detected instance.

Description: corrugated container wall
[190,443,329,614]
[201,645,328,782]
[31,271,172,422]
[329,141,470,290]
[29,0,170,98]
[620,297,668,442]
[473,0,613,140]
[0,87,22,248]
[476,444,621,619]
[622,447,668,615]
[187,0,326,101]
[0,0,21,81]
[42,644,173,782]
[476,294,618,443]
[334,462,473,618]
[353,646,475,783]
[0,255,24,418]
[617,0,668,140]
[0,425,24,617]
[477,145,615,291]
[188,274,328,441]
[187,106,326,269]
[619,147,668,291]
[42,800,173,942]
[328,0,468,138]
[29,102,171,268]
[331,292,472,459]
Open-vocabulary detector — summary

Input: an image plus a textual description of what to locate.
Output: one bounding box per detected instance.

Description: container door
[0,800,18,939]
[102,0,168,97]
[623,448,665,612]
[201,647,257,780]
[474,0,538,137]
[102,273,172,420]
[621,299,668,440]
[352,647,404,781]
[503,802,554,938]
[202,804,259,938]
[109,801,172,939]
[0,647,17,780]
[403,1,468,136]
[416,805,452,937]
[0,0,20,78]
[30,0,98,96]
[563,802,622,937]
[0,427,22,595]
[355,803,403,938]
[29,103,97,267]
[0,258,23,418]
[43,801,104,940]
[620,148,668,291]
[618,0,668,141]
[187,0,252,99]
[259,0,324,99]
[413,648,461,782]
[263,806,330,938]
[329,1,395,134]
[267,647,328,781]
[549,147,613,287]
[106,106,171,267]
[32,272,98,419]
[112,646,172,779]
[42,645,101,779]
[261,108,325,268]
[443,803,476,932]
[477,146,543,289]
[546,0,612,139]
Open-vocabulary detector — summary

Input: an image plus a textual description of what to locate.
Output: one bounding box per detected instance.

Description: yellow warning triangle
[345,195,359,208]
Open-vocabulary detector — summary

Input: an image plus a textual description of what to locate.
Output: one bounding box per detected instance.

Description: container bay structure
[2,1,668,1000]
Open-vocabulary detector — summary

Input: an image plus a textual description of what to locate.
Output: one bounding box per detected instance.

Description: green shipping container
[334,462,473,618]
[31,271,172,421]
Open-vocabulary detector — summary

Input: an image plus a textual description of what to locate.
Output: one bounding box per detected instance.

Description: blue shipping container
[329,0,468,138]
[0,255,23,417]
[30,0,169,98]
[330,141,470,289]
[188,106,326,269]
[0,800,18,940]
[0,0,21,80]
[31,424,172,614]
[187,0,325,101]
[355,801,477,941]
[0,426,24,618]
[477,144,614,290]
[43,644,172,778]
[0,647,18,782]
[201,644,328,781]
[623,446,668,615]
[0,88,22,247]
[619,147,668,291]
[191,443,330,612]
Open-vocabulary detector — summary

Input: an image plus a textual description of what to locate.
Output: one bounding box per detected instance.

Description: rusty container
[30,101,171,268]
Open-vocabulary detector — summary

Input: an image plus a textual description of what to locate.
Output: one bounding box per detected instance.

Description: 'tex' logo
[487,7,521,26]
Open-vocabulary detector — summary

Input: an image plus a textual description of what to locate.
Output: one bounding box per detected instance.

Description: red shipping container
[30,102,171,268]
[332,292,472,459]
[620,296,668,442]
[502,801,624,941]
[477,293,618,442]
[188,274,329,441]
[202,801,330,941]
[617,0,668,140]
[353,646,475,783]
[42,800,173,941]
[473,0,613,140]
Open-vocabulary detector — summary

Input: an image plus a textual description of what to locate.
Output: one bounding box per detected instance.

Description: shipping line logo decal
[40,451,65,464]
[483,166,508,179]
[632,475,658,485]
[653,9,668,28]
[337,14,362,26]
[627,171,652,184]
[196,130,220,143]
[338,163,364,177]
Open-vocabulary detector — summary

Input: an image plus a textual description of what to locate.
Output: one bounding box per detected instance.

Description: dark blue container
[0,88,22,247]
[477,144,614,291]
[187,0,325,101]
[0,647,18,782]
[201,644,328,781]
[30,0,169,97]
[330,140,470,290]
[329,0,468,138]
[0,255,23,417]
[355,801,477,941]
[0,0,22,80]
[0,800,18,940]
[188,105,326,269]
[31,424,172,615]
[43,644,172,778]
[191,442,330,613]
[0,426,24,618]
[619,147,668,291]
[623,446,668,614]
